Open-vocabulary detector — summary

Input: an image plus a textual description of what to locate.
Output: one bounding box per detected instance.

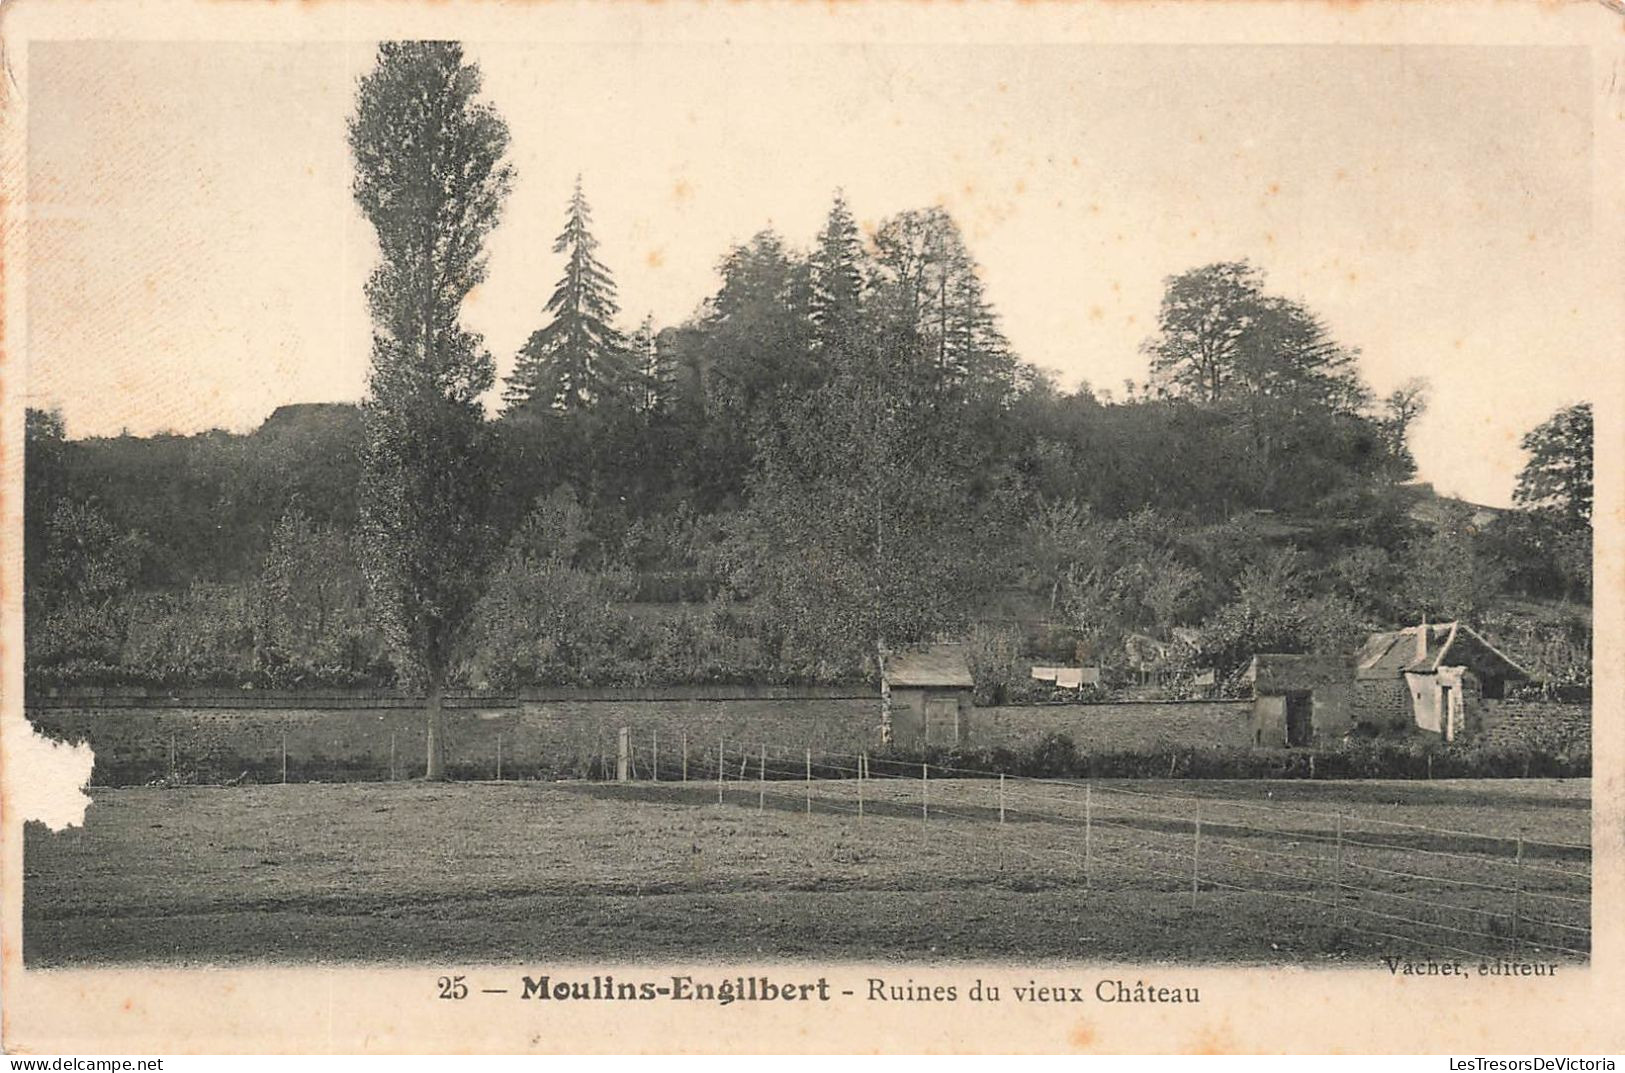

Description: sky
[24,40,1601,507]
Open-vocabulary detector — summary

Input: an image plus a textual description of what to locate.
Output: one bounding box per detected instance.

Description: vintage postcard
[2,0,1621,1056]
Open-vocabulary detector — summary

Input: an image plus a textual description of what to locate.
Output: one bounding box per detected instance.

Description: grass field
[22,776,1590,967]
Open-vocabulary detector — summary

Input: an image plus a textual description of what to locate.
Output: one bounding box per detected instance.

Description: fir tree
[871,206,1016,404]
[628,313,676,414]
[808,190,867,355]
[506,176,627,411]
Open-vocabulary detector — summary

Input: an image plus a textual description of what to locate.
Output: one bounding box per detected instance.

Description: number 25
[437,975,468,1000]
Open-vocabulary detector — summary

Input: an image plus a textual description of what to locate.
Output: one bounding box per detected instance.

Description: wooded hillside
[25,141,1592,699]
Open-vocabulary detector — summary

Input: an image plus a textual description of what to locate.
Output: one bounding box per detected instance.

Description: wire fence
[120,719,1590,962]
[581,731,1591,963]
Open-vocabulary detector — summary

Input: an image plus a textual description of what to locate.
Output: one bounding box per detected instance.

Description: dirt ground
[22,777,1590,967]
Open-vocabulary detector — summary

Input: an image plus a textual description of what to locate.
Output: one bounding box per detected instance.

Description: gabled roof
[886,643,975,688]
[1356,622,1530,679]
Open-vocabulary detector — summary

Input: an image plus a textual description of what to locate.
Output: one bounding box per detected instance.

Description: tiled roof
[1357,624,1456,674]
[886,643,975,688]
[1356,623,1529,679]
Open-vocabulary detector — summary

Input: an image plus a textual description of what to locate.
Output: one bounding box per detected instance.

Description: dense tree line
[24,44,1592,714]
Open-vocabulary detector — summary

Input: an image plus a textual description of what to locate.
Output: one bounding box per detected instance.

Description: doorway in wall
[1285,691,1313,746]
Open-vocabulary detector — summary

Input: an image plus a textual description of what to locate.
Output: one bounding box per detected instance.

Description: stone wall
[1351,678,1411,730]
[30,697,1257,785]
[974,701,1254,751]
[1477,701,1591,751]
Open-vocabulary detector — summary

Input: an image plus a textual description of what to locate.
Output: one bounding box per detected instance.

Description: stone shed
[1243,653,1355,747]
[884,643,975,747]
[1354,622,1530,742]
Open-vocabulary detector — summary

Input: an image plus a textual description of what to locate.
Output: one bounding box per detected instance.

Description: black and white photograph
[2,0,1619,1057]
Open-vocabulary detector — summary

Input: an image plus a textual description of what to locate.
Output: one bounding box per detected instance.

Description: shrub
[873,733,1589,781]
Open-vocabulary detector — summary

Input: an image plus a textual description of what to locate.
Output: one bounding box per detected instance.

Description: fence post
[389,731,396,782]
[682,732,688,783]
[1513,836,1524,956]
[858,752,866,818]
[759,745,766,812]
[497,733,503,782]
[618,727,631,783]
[1084,783,1093,889]
[1191,799,1201,910]
[805,748,812,816]
[999,773,1006,824]
[922,762,929,822]
[1334,812,1345,928]
[280,732,286,785]
[652,729,659,783]
[717,738,725,805]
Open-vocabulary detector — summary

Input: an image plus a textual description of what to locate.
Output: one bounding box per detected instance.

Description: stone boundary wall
[1478,701,1590,750]
[24,684,872,709]
[29,697,1259,785]
[975,701,1254,751]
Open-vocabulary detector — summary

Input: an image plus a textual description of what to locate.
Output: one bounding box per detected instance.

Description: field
[23,774,1590,967]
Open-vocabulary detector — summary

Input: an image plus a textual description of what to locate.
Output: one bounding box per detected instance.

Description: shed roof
[886,643,975,688]
[1245,652,1352,692]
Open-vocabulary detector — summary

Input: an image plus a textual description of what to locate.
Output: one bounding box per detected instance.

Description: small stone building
[884,643,975,746]
[1244,653,1355,747]
[1246,622,1530,746]
[1353,622,1529,742]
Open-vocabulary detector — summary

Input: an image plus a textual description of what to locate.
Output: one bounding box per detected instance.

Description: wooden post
[759,745,766,812]
[717,738,725,805]
[682,732,688,783]
[617,727,630,783]
[652,730,659,782]
[922,762,929,821]
[496,733,503,782]
[1513,836,1525,956]
[1084,784,1093,889]
[1191,799,1202,910]
[999,773,1006,824]
[858,752,866,818]
[279,732,286,785]
[389,731,396,782]
[1334,812,1345,928]
[805,748,812,815]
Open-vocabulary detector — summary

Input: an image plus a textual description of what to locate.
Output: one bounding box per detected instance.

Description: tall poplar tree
[349,41,513,779]
[506,177,627,411]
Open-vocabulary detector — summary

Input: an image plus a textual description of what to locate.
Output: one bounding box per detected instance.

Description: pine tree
[708,229,816,406]
[808,190,867,356]
[872,207,1016,403]
[506,176,627,412]
[628,313,675,414]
